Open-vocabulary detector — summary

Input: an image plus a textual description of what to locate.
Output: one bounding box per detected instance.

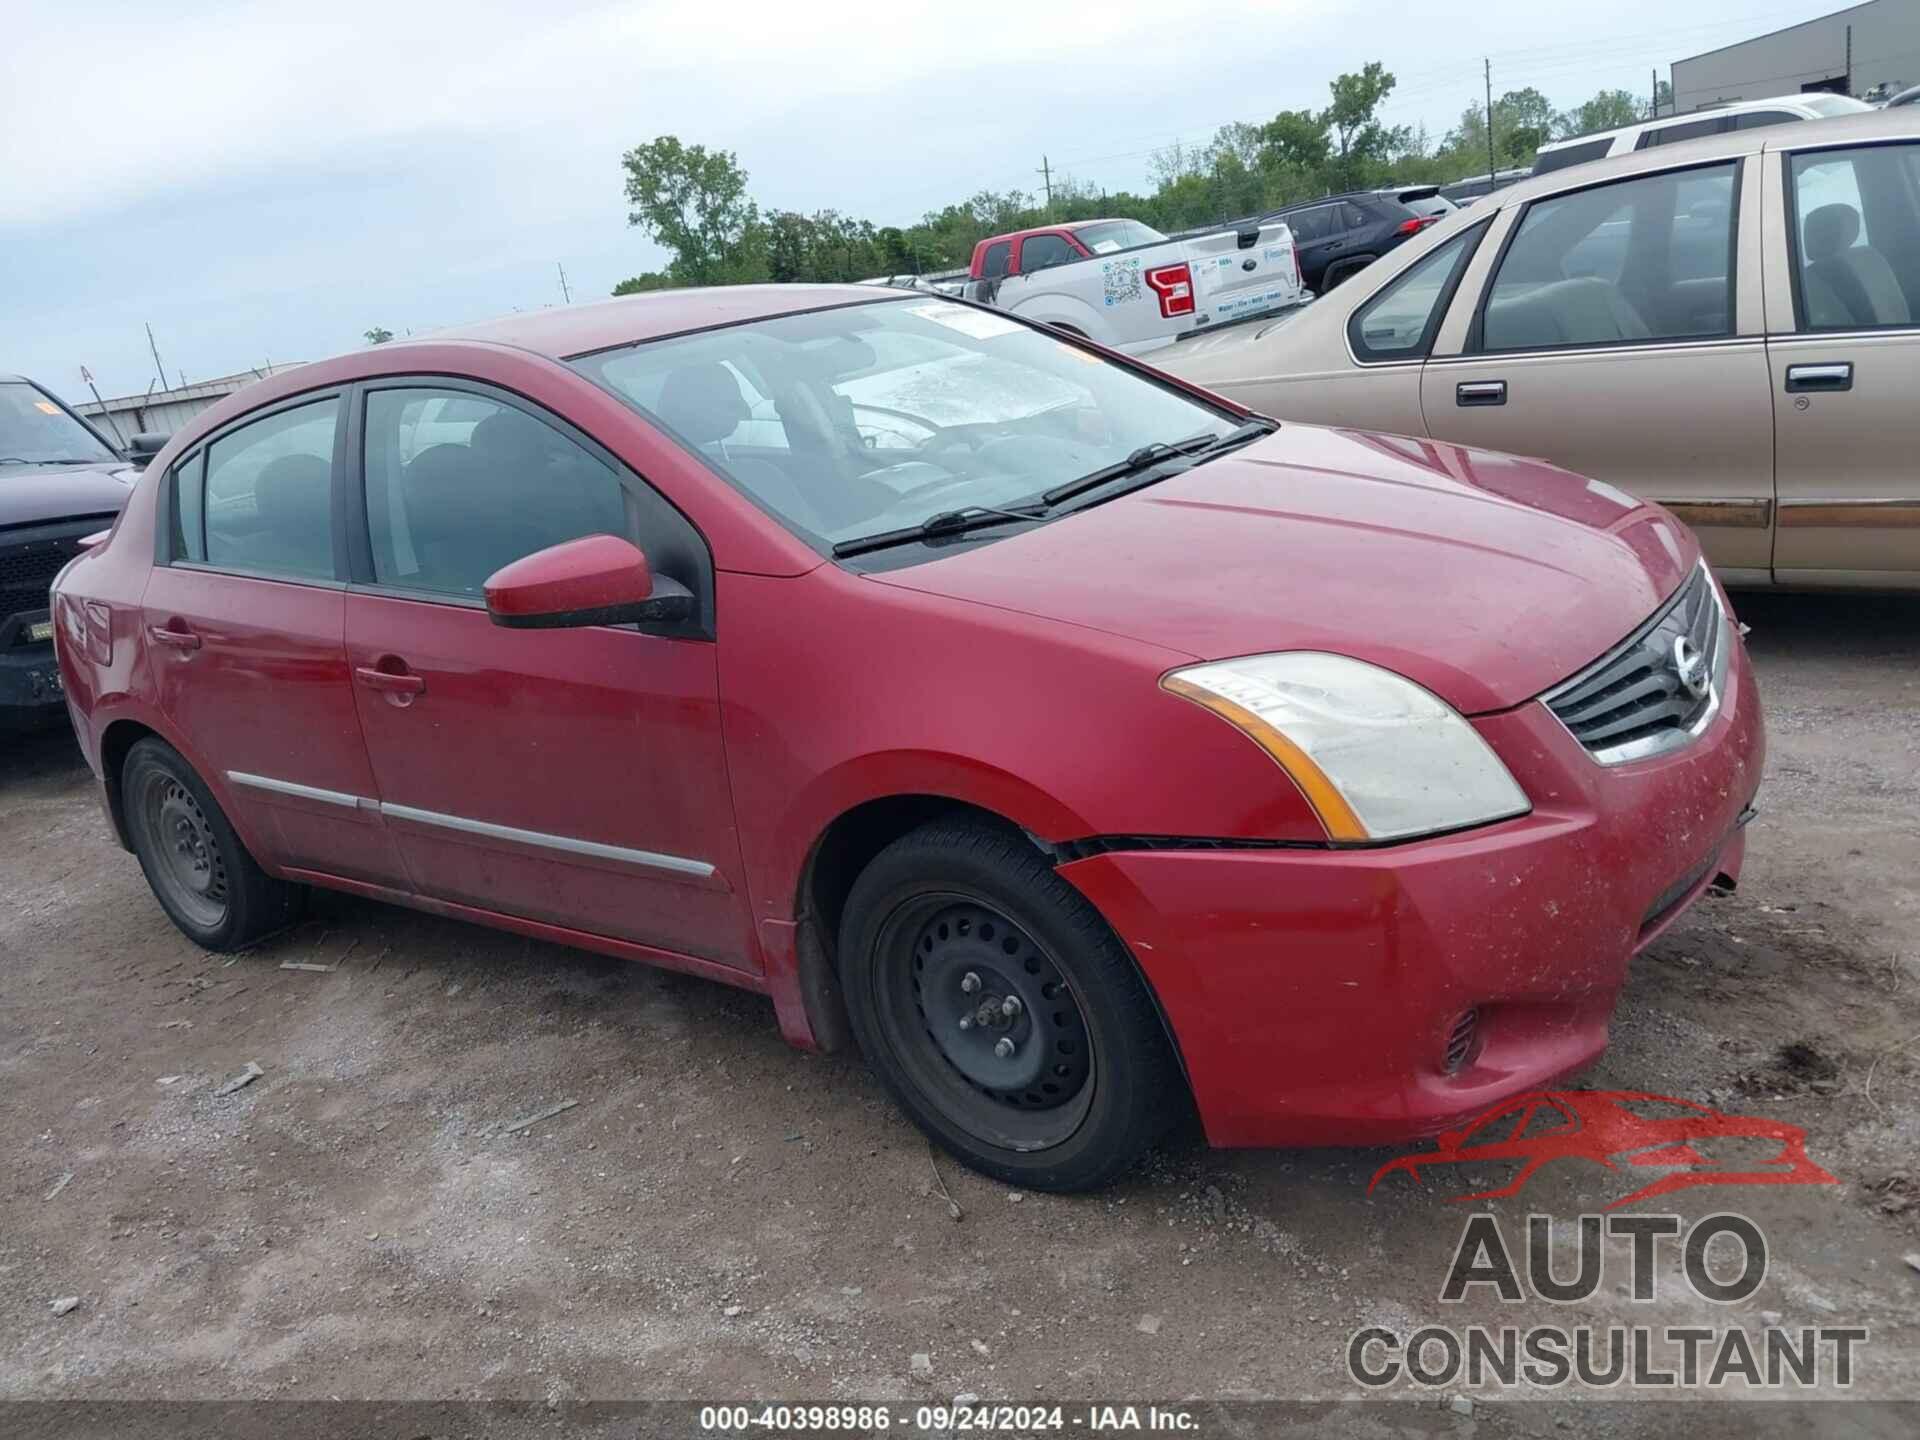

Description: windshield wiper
[0,456,101,466]
[830,503,1050,559]
[1041,419,1276,507]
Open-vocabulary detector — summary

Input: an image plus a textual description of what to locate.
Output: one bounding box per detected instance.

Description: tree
[363,327,393,345]
[1259,109,1331,174]
[1557,88,1645,139]
[1320,63,1408,192]
[611,272,676,296]
[618,136,767,289]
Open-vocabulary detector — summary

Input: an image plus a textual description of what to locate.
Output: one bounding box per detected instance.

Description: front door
[342,383,753,970]
[142,392,405,886]
[1768,138,1920,581]
[1422,157,1778,583]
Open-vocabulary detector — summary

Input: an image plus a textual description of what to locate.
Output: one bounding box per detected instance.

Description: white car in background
[1532,92,1874,175]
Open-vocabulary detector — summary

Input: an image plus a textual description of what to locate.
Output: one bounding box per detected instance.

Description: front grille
[1542,564,1725,764]
[0,519,107,637]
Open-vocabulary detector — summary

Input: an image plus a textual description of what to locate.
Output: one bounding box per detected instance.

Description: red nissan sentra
[51,286,1762,1191]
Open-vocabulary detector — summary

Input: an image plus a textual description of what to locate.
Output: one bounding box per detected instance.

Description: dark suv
[1,377,137,728]
[1263,191,1437,293]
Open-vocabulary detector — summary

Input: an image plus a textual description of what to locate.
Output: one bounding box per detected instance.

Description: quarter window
[195,398,339,579]
[1480,162,1737,352]
[1349,224,1484,360]
[1787,144,1920,330]
[362,389,631,600]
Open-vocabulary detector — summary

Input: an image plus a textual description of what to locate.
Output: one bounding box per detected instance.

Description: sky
[2,0,1853,402]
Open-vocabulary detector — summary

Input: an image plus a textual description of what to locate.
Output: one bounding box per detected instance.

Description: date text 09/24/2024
[697,1404,1196,1432]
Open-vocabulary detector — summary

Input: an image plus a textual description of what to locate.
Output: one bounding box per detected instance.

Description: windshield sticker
[904,302,1025,339]
[33,401,61,415]
[1102,258,1143,308]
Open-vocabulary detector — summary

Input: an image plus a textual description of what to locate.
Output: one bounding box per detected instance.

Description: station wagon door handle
[355,665,425,701]
[1456,380,1507,407]
[147,624,200,652]
[1784,362,1852,393]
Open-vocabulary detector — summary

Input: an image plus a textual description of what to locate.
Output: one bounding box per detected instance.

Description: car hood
[871,425,1697,714]
[0,461,137,529]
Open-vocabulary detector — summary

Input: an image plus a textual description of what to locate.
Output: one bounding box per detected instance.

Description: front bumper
[0,630,68,730]
[1061,630,1764,1149]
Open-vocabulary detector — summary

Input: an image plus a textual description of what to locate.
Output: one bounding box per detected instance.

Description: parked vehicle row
[961,215,1308,352]
[53,281,1760,1191]
[1257,189,1442,292]
[1162,104,1920,588]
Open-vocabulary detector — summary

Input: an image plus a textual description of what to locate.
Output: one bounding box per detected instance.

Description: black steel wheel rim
[874,893,1095,1152]
[132,772,229,930]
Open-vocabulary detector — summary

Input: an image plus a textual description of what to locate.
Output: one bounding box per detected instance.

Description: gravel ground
[1,588,1917,1434]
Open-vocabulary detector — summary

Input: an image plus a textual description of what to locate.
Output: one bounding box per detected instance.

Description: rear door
[142,392,405,885]
[1765,137,1920,581]
[1283,204,1341,289]
[1421,157,1778,582]
[341,380,755,970]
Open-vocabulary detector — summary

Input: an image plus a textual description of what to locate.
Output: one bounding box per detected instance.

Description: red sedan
[50,286,1763,1191]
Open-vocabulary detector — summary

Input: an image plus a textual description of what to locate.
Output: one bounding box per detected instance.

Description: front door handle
[1457,380,1507,407]
[1785,362,1852,393]
[147,623,200,652]
[355,662,425,706]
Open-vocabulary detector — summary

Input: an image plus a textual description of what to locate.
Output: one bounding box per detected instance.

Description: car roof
[1474,104,1920,214]
[1539,92,1874,153]
[425,283,904,360]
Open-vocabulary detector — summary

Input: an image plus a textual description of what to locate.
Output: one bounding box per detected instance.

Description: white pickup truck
[962,216,1308,354]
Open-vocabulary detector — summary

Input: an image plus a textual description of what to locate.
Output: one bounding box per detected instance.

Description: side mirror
[127,432,171,470]
[483,535,693,630]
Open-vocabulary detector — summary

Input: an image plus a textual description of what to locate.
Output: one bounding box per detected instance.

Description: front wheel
[123,738,305,950]
[839,819,1186,1191]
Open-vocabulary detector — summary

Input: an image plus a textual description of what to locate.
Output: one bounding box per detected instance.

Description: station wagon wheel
[122,738,304,951]
[839,818,1187,1192]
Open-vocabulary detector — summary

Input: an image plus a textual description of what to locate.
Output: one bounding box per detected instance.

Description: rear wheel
[1322,256,1375,291]
[839,818,1186,1191]
[123,738,304,950]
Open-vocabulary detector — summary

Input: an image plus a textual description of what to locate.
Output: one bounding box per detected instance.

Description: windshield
[1071,220,1167,254]
[571,298,1240,553]
[0,383,118,466]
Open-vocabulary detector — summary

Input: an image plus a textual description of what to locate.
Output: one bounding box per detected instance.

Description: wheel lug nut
[994,1037,1015,1059]
[1001,996,1022,1018]
[960,972,981,994]
[958,1016,973,1031]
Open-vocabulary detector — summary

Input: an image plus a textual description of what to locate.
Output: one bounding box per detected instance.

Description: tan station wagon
[1161,107,1920,589]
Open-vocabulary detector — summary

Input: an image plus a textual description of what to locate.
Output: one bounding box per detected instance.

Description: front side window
[196,398,339,579]
[0,383,118,467]
[1018,234,1076,272]
[1788,143,1920,330]
[572,299,1241,554]
[1481,162,1737,352]
[362,388,629,599]
[1349,224,1486,359]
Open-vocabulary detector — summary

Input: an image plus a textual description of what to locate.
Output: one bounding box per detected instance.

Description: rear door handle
[1785,362,1852,393]
[1457,380,1507,407]
[147,624,200,651]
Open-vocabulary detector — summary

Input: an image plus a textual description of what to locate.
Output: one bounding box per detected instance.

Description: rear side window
[1787,143,1920,330]
[1349,224,1485,360]
[1285,205,1331,242]
[1732,110,1797,130]
[979,242,1012,280]
[1341,201,1373,229]
[363,388,629,600]
[1480,162,1737,352]
[193,398,339,579]
[1018,234,1076,273]
[1637,116,1725,148]
[1533,137,1614,174]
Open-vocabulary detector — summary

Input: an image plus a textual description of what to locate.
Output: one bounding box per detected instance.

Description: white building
[75,364,306,447]
[1672,0,1920,113]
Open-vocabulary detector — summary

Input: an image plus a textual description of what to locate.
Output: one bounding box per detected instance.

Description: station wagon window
[362,389,629,599]
[1018,234,1076,273]
[1732,110,1797,130]
[1787,144,1920,330]
[1532,136,1614,175]
[191,398,339,579]
[979,241,1012,280]
[1480,162,1736,352]
[1349,223,1485,360]
[1637,115,1725,148]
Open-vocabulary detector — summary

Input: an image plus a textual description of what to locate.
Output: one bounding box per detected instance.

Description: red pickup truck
[964,216,1306,354]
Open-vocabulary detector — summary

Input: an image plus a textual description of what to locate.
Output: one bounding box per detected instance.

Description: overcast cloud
[3,0,1836,399]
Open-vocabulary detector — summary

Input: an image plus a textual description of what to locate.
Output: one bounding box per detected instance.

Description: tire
[122,737,304,951]
[839,818,1186,1191]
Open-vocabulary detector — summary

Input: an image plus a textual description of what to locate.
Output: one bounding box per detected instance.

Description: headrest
[254,453,330,530]
[1804,203,1860,261]
[469,408,553,473]
[656,364,748,444]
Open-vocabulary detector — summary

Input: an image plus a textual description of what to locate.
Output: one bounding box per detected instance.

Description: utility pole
[556,262,572,304]
[1037,155,1053,215]
[145,323,168,392]
[1651,68,1659,118]
[1484,59,1496,188]
[1845,24,1853,95]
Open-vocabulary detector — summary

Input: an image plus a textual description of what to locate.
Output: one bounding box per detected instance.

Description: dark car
[1377,184,1458,222]
[1,377,139,728]
[1262,191,1438,293]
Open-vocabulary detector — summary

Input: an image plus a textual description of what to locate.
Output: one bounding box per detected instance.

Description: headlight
[1162,652,1530,843]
